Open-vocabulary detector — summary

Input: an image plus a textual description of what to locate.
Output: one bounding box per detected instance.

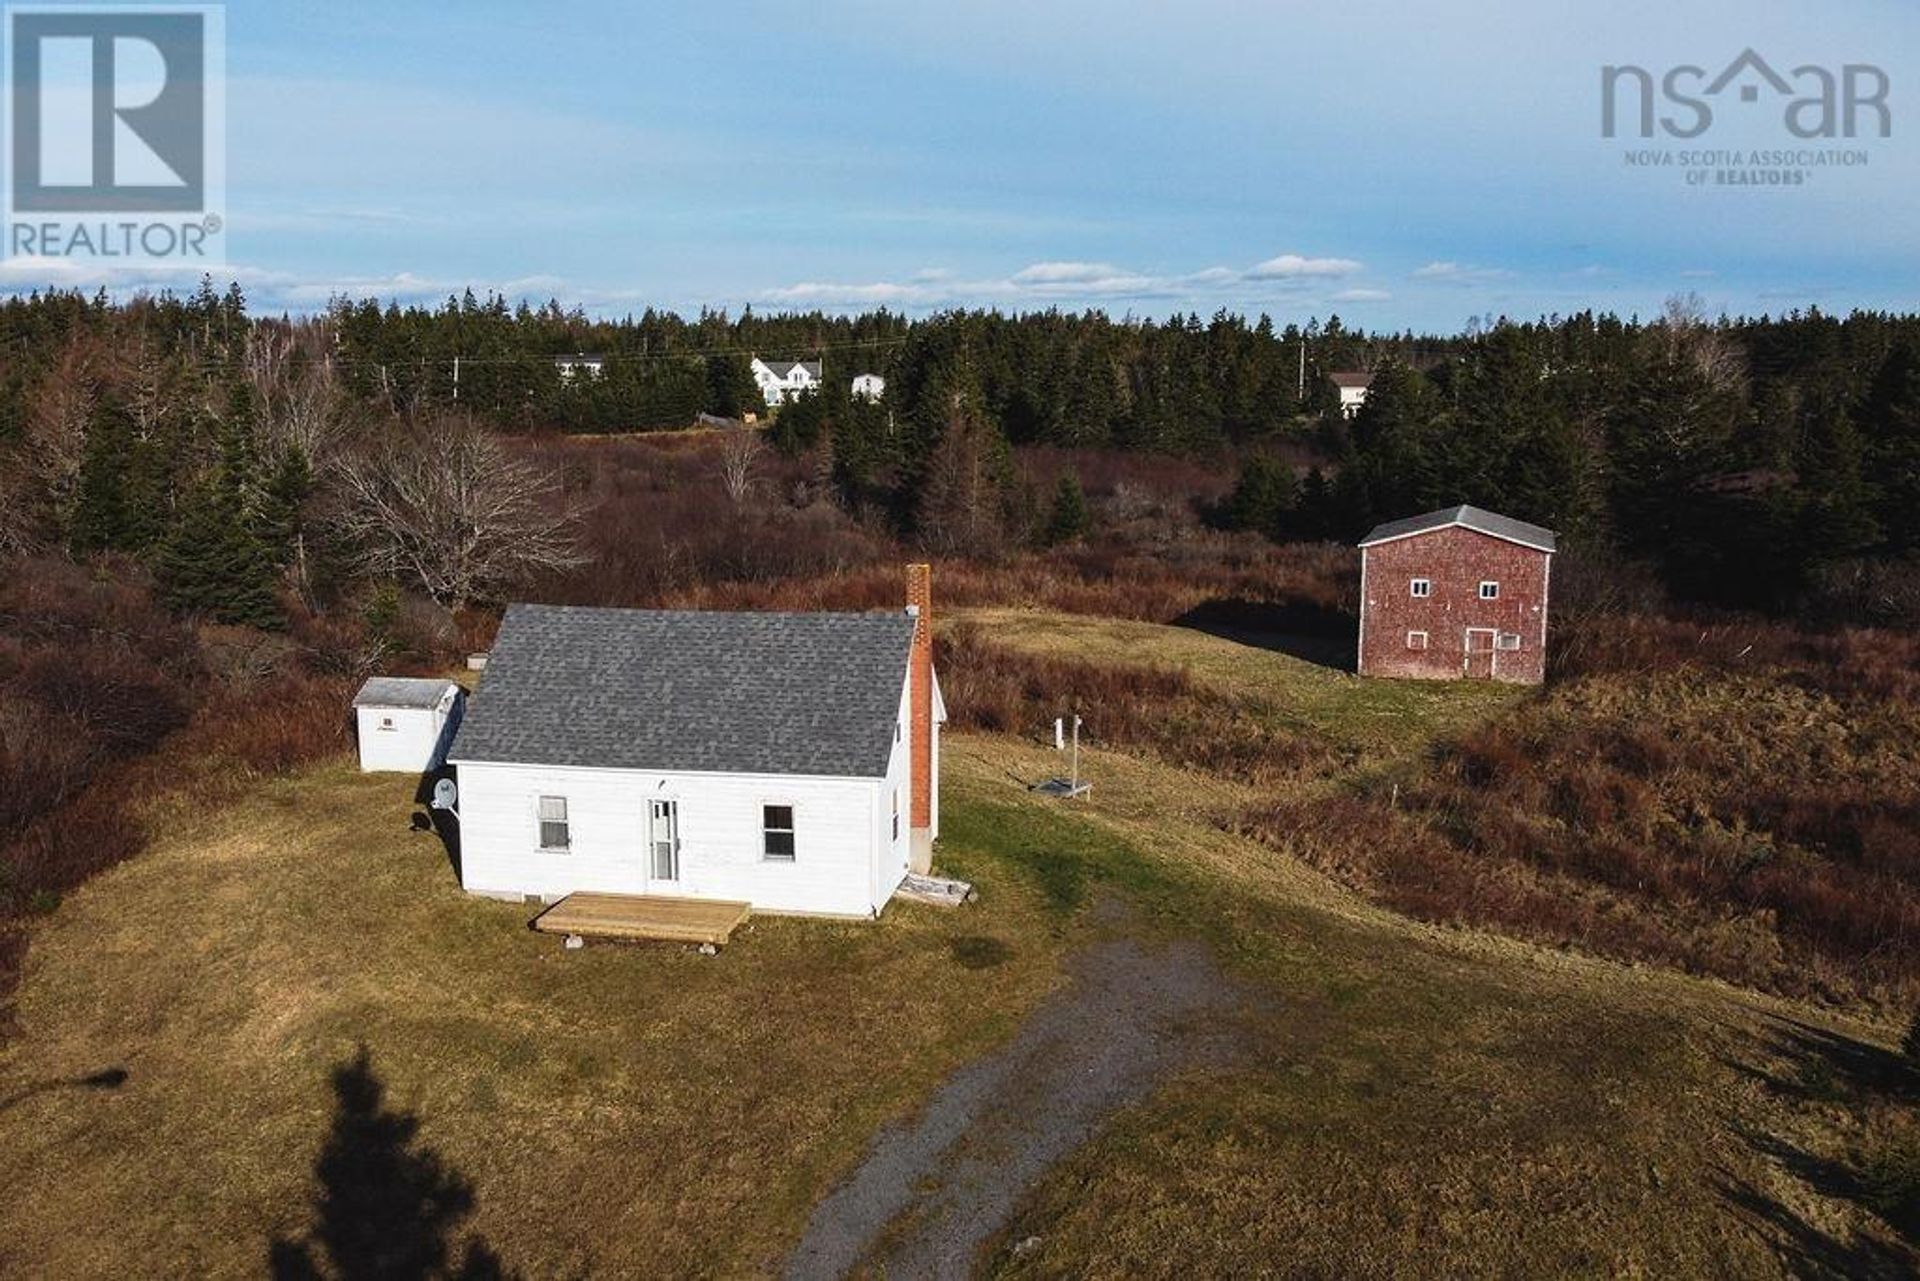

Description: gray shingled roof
[353,677,461,709]
[448,605,917,778]
[757,358,822,380]
[1358,504,1557,553]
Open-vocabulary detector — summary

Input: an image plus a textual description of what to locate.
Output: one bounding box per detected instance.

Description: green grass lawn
[0,611,1912,1276]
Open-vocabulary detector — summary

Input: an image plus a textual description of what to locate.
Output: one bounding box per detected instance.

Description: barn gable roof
[447,605,917,779]
[1359,504,1558,554]
[353,677,461,709]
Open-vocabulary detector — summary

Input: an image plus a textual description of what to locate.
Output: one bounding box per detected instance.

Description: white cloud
[1246,253,1363,279]
[1009,261,1158,295]
[756,251,1386,312]
[1412,260,1513,285]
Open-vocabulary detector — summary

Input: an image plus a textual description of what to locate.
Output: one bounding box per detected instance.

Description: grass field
[0,613,1914,1276]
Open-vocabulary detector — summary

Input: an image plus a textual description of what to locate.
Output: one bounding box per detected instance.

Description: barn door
[649,800,680,881]
[1463,628,1497,679]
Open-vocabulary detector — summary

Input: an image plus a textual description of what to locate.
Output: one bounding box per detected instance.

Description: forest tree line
[1,284,1918,619]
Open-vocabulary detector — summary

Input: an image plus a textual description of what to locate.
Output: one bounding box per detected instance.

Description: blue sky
[7,0,1917,329]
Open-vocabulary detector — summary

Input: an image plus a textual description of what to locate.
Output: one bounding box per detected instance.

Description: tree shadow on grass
[1715,1015,1920,1275]
[270,1045,511,1280]
[1171,598,1356,673]
[1716,1172,1915,1280]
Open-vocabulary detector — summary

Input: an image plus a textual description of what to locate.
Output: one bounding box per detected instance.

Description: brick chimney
[906,563,934,872]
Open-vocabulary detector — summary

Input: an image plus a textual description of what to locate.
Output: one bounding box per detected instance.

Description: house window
[1410,578,1432,598]
[763,804,796,861]
[1479,581,1500,600]
[378,716,395,731]
[1496,632,1522,651]
[892,790,901,841]
[1406,631,1429,650]
[537,796,570,852]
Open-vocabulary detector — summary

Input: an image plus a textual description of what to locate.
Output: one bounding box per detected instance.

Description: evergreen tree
[1221,455,1297,538]
[157,420,282,628]
[69,403,134,553]
[1044,472,1092,545]
[1292,466,1334,540]
[1862,342,1920,551]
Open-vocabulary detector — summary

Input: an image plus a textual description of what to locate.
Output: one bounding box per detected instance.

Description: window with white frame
[1496,632,1522,651]
[537,796,570,851]
[1406,630,1429,650]
[892,790,901,841]
[763,804,796,861]
[1479,581,1500,599]
[1410,578,1431,598]
[378,716,394,730]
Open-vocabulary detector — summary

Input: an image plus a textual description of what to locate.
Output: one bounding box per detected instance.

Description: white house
[353,678,465,773]
[445,567,945,918]
[552,352,606,383]
[750,357,822,406]
[1330,370,1373,418]
[851,372,886,402]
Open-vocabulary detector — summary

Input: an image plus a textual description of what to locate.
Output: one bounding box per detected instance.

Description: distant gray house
[750,357,822,406]
[1329,370,1373,418]
[552,352,606,382]
[447,574,945,917]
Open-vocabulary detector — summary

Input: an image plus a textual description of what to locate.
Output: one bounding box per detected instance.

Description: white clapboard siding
[457,758,902,917]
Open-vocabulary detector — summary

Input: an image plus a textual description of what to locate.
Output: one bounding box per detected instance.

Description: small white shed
[353,677,465,773]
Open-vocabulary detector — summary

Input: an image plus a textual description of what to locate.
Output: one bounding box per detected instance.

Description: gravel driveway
[784,932,1252,1279]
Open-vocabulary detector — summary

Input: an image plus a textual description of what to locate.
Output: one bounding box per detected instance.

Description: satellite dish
[431,778,459,811]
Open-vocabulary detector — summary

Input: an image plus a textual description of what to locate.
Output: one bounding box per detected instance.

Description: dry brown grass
[0,733,1912,1277]
[0,762,1077,1277]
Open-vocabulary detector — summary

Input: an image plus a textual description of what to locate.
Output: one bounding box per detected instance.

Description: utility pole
[452,355,460,401]
[1297,336,1306,400]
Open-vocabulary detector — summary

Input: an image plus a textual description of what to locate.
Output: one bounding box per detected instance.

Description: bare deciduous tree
[330,413,585,606]
[1656,292,1746,396]
[718,426,766,505]
[24,342,97,509]
[246,320,348,467]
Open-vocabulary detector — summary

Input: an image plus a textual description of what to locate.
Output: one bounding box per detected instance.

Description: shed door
[1463,628,1497,679]
[649,800,680,881]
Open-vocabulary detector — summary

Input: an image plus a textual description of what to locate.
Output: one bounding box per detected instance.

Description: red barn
[1356,505,1556,684]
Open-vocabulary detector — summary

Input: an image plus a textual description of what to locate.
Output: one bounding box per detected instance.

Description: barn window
[1479,581,1500,599]
[763,805,796,861]
[537,796,570,851]
[1410,578,1431,598]
[1496,632,1522,651]
[1406,630,1428,650]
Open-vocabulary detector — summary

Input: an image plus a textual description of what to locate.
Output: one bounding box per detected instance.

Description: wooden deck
[531,892,750,945]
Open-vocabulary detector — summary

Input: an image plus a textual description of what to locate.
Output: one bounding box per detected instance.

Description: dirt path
[783,933,1254,1280]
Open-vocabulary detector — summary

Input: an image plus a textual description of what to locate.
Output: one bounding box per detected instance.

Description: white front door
[649,800,680,882]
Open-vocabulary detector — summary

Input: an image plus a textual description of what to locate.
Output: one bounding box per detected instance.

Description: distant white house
[750,357,822,406]
[446,567,946,918]
[1329,370,1373,418]
[552,352,606,383]
[354,678,465,773]
[851,372,886,402]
